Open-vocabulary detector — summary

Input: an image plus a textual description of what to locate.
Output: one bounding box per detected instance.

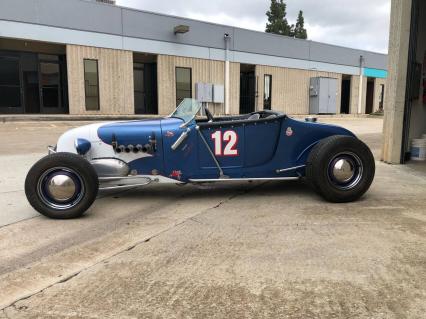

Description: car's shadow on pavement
[98,180,319,201]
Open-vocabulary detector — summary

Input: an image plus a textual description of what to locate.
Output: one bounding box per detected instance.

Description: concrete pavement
[0,117,425,318]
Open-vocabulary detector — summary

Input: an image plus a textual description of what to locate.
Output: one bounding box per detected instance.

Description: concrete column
[382,0,413,163]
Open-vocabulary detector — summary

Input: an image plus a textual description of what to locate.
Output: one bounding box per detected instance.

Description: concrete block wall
[156,55,240,115]
[64,45,385,117]
[66,44,134,115]
[255,66,343,114]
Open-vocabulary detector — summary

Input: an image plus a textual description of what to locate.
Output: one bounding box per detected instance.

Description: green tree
[265,0,292,36]
[293,10,308,39]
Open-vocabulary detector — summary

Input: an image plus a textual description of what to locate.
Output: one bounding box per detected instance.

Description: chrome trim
[98,175,183,191]
[99,182,152,191]
[189,177,300,182]
[171,128,191,151]
[47,145,57,154]
[276,165,306,173]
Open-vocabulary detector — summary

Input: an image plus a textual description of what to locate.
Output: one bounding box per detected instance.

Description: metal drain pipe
[224,33,231,115]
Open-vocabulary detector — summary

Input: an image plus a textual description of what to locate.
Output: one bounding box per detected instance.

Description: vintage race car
[25,99,375,219]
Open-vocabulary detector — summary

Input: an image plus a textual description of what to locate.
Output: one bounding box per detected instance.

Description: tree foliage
[265,1,308,39]
[293,10,308,39]
[265,0,292,36]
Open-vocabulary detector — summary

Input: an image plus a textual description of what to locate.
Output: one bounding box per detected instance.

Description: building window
[176,67,192,105]
[0,56,21,109]
[84,59,100,111]
[264,74,272,110]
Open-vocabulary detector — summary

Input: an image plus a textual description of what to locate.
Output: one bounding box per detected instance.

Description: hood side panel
[96,118,181,177]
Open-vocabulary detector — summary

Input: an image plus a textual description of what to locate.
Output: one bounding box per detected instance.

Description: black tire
[306,135,375,203]
[25,153,99,219]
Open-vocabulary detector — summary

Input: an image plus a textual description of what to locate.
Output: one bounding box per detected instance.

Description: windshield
[169,98,202,123]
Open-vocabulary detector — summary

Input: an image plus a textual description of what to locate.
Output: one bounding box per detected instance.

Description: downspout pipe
[358,55,365,114]
[224,33,231,115]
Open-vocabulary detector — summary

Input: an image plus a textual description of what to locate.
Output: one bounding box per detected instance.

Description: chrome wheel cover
[37,167,85,210]
[328,152,363,190]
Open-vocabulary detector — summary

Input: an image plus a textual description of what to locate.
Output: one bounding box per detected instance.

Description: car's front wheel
[306,135,375,203]
[25,153,99,219]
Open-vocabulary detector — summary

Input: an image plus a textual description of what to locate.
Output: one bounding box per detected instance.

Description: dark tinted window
[176,67,191,105]
[0,87,21,108]
[38,54,59,61]
[0,56,21,108]
[84,60,100,111]
[40,62,60,108]
[0,57,20,86]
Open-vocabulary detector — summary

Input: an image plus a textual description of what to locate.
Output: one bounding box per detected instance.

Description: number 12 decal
[211,130,239,156]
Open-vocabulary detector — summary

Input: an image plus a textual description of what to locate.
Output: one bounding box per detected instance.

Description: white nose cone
[55,122,154,162]
[56,123,107,154]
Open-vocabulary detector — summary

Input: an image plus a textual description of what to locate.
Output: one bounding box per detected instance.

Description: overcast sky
[116,0,391,53]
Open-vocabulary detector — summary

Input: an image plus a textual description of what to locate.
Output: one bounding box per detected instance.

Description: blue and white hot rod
[25,99,375,219]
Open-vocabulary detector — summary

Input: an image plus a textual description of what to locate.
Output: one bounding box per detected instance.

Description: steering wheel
[204,106,214,122]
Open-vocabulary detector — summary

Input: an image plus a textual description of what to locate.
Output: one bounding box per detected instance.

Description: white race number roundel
[211,130,239,156]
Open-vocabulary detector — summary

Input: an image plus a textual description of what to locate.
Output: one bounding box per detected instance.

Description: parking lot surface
[0,117,425,318]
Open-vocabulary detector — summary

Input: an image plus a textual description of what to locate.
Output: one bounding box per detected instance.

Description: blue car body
[97,114,355,183]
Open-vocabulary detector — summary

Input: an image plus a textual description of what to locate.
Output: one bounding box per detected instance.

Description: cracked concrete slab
[1,118,425,318]
[3,167,426,318]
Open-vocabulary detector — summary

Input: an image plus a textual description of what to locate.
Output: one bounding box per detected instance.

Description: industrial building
[0,0,387,116]
[382,0,426,164]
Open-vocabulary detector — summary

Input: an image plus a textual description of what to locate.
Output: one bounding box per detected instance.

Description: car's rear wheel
[25,153,99,219]
[306,135,375,203]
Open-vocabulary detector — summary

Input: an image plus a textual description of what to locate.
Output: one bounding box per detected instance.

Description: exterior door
[0,54,23,114]
[134,63,158,114]
[240,71,256,114]
[134,64,145,114]
[244,120,280,167]
[366,81,374,114]
[39,61,62,114]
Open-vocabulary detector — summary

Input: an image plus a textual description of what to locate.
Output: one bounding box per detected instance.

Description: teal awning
[364,68,388,79]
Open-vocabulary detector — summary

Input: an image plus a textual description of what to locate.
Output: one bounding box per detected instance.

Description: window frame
[175,67,192,106]
[83,59,100,111]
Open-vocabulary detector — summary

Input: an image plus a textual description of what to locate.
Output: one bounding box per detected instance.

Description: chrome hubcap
[328,153,363,190]
[47,174,77,202]
[37,167,84,210]
[332,159,355,183]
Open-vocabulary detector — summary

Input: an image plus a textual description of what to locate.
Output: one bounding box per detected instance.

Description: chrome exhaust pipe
[125,145,134,153]
[116,145,125,153]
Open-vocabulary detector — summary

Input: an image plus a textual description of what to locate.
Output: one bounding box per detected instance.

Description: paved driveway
[0,117,425,319]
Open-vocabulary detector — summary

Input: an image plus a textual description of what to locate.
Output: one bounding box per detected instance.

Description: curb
[0,115,159,123]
